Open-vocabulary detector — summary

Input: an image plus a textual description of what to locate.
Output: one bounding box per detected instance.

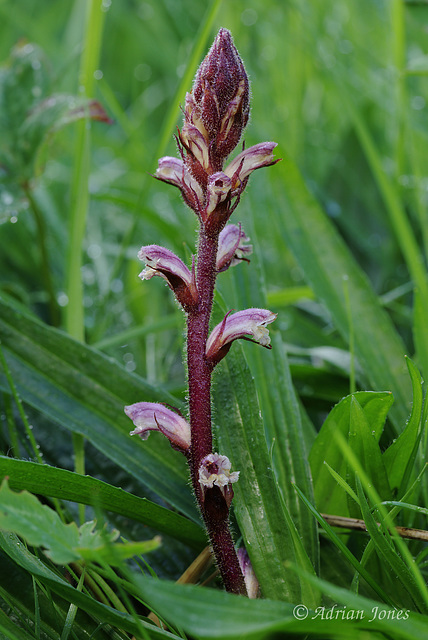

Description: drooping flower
[198,453,240,508]
[237,548,259,599]
[224,142,279,192]
[155,156,203,215]
[138,244,198,311]
[206,308,277,365]
[216,224,252,272]
[125,402,190,453]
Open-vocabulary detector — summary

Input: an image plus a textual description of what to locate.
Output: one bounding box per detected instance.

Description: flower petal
[204,172,232,216]
[224,142,279,190]
[216,224,252,272]
[237,548,259,599]
[155,156,203,214]
[138,245,198,311]
[206,308,277,364]
[198,453,239,507]
[125,402,190,452]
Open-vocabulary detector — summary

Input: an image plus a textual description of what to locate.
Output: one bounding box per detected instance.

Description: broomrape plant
[124,28,279,596]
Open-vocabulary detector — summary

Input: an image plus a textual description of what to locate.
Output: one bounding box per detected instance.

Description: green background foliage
[1,0,428,638]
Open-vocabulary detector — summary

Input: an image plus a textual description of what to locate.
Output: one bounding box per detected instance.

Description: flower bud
[206,308,277,365]
[216,224,252,272]
[138,244,198,311]
[125,402,191,453]
[181,28,250,178]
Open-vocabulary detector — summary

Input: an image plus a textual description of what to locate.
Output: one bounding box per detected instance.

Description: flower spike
[216,224,252,272]
[125,402,191,453]
[138,244,198,311]
[206,308,277,365]
[186,28,250,175]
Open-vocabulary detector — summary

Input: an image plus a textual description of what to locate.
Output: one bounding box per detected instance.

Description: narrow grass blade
[0,295,197,521]
[273,155,411,430]
[213,337,317,604]
[0,456,205,549]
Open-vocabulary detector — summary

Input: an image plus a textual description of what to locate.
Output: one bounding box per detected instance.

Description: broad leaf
[0,456,205,549]
[0,479,160,565]
[0,532,176,640]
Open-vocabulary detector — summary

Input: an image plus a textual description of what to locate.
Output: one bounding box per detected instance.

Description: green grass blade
[0,533,176,640]
[273,154,411,430]
[356,477,426,612]
[213,333,317,604]
[0,295,197,521]
[293,484,395,607]
[65,0,106,340]
[383,357,424,492]
[0,456,205,549]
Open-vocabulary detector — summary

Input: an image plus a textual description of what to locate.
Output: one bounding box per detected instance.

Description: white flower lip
[125,402,191,452]
[138,244,198,310]
[138,245,192,286]
[155,156,203,213]
[216,223,252,272]
[206,308,277,362]
[198,453,240,490]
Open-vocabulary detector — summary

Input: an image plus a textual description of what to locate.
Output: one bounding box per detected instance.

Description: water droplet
[94,69,103,80]
[1,191,13,206]
[87,243,102,259]
[57,292,69,307]
[241,8,258,26]
[411,96,425,111]
[110,278,123,293]
[134,63,152,82]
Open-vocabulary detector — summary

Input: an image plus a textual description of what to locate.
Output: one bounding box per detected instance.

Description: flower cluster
[155,28,278,231]
[125,28,279,596]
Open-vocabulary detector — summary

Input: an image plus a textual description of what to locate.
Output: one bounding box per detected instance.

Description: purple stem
[186,226,247,596]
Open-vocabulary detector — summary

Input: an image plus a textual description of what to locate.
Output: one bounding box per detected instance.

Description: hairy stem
[186,226,247,596]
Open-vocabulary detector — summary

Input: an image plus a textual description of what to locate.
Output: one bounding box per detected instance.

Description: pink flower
[224,142,279,191]
[198,453,240,508]
[216,224,252,272]
[125,402,190,453]
[138,244,198,311]
[155,156,203,215]
[206,308,277,365]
